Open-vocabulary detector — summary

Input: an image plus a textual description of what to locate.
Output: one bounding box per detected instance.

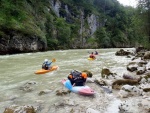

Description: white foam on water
[105,98,121,113]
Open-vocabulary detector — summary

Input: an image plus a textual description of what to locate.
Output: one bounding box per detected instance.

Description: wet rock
[118,101,132,112]
[82,70,93,77]
[94,79,107,86]
[138,60,147,66]
[38,89,52,96]
[126,62,138,72]
[118,99,146,113]
[56,89,71,96]
[94,79,112,93]
[123,73,135,80]
[144,51,150,59]
[4,105,37,113]
[136,66,146,75]
[112,79,140,89]
[112,84,121,90]
[19,81,37,92]
[54,99,77,107]
[135,52,145,57]
[138,83,150,93]
[140,73,150,83]
[8,95,18,101]
[146,61,150,70]
[143,88,150,92]
[127,58,147,73]
[118,85,143,98]
[115,49,131,56]
[126,55,131,58]
[101,67,115,79]
[135,47,146,53]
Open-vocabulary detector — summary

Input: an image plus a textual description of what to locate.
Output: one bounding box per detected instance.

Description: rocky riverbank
[3,48,150,113]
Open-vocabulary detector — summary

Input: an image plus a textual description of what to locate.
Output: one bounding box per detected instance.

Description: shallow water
[0,48,133,112]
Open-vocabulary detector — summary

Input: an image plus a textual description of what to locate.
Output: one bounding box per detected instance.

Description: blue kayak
[61,79,95,95]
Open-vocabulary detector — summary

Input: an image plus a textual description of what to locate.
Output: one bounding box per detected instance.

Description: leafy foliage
[137,0,150,48]
[0,0,149,50]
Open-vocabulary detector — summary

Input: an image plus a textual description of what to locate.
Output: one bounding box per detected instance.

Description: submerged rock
[19,81,37,92]
[4,105,37,113]
[38,89,52,96]
[56,89,71,96]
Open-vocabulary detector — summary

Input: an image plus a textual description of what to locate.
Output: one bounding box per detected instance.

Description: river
[0,48,133,113]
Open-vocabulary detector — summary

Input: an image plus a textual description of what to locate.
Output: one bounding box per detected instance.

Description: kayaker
[68,70,87,86]
[89,52,96,59]
[42,59,52,70]
[94,51,98,55]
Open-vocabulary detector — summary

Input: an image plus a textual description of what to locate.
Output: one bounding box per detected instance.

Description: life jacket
[42,62,48,70]
[90,54,95,59]
[68,70,87,86]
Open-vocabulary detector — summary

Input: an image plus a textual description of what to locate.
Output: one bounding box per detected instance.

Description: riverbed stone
[38,89,52,96]
[3,105,36,113]
[56,89,71,96]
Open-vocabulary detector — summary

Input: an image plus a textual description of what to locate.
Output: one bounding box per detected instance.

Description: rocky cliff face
[0,0,102,55]
[0,0,141,55]
[87,14,99,35]
[0,30,47,55]
[51,0,61,17]
[50,0,101,48]
[1,0,134,55]
[51,0,100,35]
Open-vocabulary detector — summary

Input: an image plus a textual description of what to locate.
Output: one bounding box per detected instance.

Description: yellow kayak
[88,58,95,60]
[35,65,58,74]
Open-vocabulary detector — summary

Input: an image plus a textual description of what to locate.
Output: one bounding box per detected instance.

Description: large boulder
[101,67,114,78]
[126,62,138,72]
[112,79,141,89]
[115,49,131,56]
[144,51,150,59]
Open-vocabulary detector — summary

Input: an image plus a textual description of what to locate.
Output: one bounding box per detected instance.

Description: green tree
[137,0,150,44]
[55,18,71,49]
[95,27,111,48]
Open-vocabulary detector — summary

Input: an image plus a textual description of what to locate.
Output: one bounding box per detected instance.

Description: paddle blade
[64,80,72,90]
[52,58,56,62]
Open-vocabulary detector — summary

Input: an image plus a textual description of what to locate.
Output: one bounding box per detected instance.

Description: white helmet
[44,59,48,62]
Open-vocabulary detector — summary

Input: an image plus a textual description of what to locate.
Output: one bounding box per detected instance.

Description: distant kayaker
[68,70,87,86]
[89,52,96,59]
[42,59,52,70]
[94,51,98,55]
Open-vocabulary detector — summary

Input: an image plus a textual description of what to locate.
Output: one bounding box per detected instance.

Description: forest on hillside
[0,0,149,54]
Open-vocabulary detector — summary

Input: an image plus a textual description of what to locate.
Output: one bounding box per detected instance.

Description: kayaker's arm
[47,62,52,66]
